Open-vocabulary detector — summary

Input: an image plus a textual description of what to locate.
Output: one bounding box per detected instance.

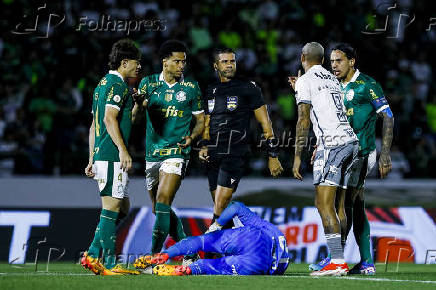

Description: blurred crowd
[1,0,435,178]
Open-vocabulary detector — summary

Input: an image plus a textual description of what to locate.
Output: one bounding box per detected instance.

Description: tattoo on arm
[379,111,394,155]
[295,103,311,157]
[190,113,205,140]
[202,115,210,140]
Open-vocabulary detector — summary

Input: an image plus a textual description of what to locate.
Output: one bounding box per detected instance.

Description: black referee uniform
[204,78,265,192]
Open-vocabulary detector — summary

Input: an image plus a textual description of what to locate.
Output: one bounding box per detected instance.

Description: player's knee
[156,194,171,205]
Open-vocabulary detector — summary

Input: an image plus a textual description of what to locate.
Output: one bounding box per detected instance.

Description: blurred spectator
[0,0,434,178]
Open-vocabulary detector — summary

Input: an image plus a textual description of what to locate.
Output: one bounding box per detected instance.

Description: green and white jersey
[341,70,390,157]
[138,73,203,162]
[92,70,132,162]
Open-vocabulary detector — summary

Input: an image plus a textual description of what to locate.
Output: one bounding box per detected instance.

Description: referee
[199,48,283,225]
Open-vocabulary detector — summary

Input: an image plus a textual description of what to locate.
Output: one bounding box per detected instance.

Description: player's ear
[350,58,355,67]
[213,62,217,71]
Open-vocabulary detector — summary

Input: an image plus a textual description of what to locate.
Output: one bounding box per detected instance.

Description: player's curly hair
[332,43,357,60]
[158,40,187,61]
[108,39,141,70]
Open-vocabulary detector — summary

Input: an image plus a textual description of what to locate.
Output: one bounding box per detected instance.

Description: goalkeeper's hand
[205,221,222,234]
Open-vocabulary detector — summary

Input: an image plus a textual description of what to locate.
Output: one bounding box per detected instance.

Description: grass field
[1,262,435,290]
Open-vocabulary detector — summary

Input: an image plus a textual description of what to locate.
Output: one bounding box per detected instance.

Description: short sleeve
[106,83,128,111]
[295,78,311,105]
[249,81,265,110]
[192,82,204,115]
[366,81,390,113]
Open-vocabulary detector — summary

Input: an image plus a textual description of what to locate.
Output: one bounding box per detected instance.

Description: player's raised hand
[132,88,145,104]
[379,152,392,179]
[288,70,302,91]
[292,155,303,181]
[119,147,132,172]
[177,136,192,149]
[199,147,209,162]
[268,157,283,178]
[84,162,95,178]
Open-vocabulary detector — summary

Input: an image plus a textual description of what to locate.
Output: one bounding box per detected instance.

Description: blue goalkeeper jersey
[217,202,290,275]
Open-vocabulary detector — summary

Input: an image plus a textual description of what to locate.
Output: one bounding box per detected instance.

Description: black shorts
[207,154,246,192]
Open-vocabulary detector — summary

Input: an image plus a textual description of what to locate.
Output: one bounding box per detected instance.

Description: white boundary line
[0,272,435,283]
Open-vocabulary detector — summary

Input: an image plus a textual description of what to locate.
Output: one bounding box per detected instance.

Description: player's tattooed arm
[293,103,311,180]
[199,115,210,162]
[85,118,95,178]
[378,110,394,178]
[178,113,205,149]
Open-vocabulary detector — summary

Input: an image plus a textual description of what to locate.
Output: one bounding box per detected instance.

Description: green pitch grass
[0,262,435,290]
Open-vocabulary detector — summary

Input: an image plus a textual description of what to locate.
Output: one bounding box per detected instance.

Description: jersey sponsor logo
[369,89,378,99]
[162,105,184,117]
[208,98,215,113]
[231,265,239,275]
[180,81,196,89]
[99,78,107,86]
[346,89,354,101]
[212,88,217,94]
[175,91,187,102]
[107,87,114,101]
[227,96,238,111]
[346,108,354,116]
[152,147,182,156]
[113,95,121,103]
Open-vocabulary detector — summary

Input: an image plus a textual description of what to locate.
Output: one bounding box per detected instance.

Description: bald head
[302,42,324,63]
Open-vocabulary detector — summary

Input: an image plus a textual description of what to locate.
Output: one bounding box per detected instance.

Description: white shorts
[93,160,129,198]
[145,158,187,190]
[348,149,377,189]
[313,142,359,189]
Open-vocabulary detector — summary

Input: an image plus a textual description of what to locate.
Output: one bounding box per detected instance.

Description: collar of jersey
[109,70,125,82]
[159,72,184,88]
[341,69,360,88]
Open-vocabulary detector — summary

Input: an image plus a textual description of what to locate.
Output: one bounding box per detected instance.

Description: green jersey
[138,73,203,162]
[92,71,132,161]
[341,70,390,156]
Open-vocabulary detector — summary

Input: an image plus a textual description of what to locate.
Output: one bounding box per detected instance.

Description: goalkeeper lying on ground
[134,201,290,275]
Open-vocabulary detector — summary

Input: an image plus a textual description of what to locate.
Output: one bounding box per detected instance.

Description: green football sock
[116,211,127,227]
[100,209,119,269]
[169,209,197,260]
[88,218,102,258]
[169,208,186,241]
[353,197,373,264]
[151,203,171,254]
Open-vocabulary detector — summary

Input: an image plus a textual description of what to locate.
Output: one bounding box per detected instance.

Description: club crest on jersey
[176,91,187,102]
[113,95,121,103]
[226,96,238,111]
[346,89,354,101]
[208,98,215,113]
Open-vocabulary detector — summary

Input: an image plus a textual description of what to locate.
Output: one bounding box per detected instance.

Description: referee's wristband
[266,138,279,158]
